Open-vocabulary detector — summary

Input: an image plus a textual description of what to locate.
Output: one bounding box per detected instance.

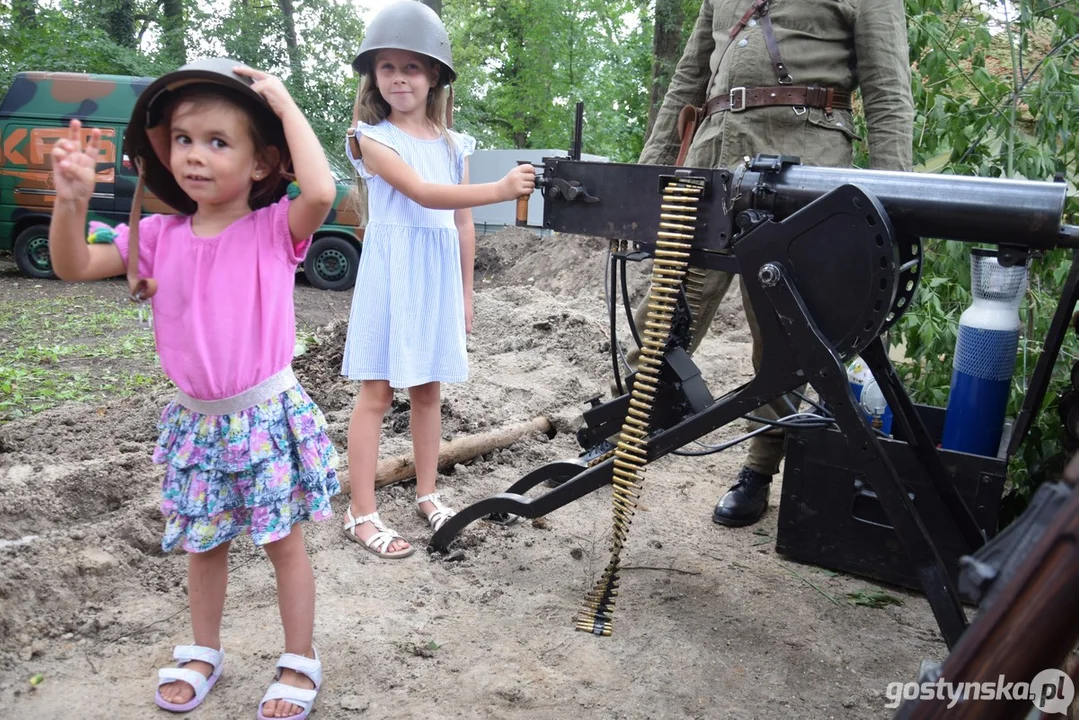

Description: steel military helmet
[351,1,456,85]
[124,57,291,215]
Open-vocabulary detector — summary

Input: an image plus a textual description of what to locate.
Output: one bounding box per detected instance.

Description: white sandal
[417,492,457,532]
[342,507,415,559]
[154,644,224,713]
[256,648,322,720]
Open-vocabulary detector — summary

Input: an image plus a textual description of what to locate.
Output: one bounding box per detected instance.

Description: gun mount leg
[430,457,615,552]
[762,267,969,649]
[429,368,795,553]
[860,338,987,552]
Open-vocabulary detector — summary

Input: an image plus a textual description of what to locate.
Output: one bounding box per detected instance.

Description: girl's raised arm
[360,134,534,210]
[235,66,337,243]
[48,120,125,282]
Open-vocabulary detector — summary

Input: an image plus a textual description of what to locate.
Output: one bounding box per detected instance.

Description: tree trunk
[104,0,137,48]
[645,0,686,141]
[276,0,304,85]
[160,0,186,66]
[421,0,442,16]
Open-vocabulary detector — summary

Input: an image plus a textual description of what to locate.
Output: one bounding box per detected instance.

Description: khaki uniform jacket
[640,0,914,172]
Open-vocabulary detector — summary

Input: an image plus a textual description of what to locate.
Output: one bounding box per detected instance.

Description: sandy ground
[0,228,955,719]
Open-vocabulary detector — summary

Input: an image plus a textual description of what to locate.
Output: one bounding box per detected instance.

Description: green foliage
[185,0,363,162]
[444,0,652,161]
[891,0,1079,521]
[0,0,164,95]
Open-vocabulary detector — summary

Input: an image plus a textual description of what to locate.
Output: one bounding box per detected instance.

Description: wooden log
[339,416,555,492]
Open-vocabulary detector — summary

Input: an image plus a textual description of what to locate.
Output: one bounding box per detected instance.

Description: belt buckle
[729,87,747,113]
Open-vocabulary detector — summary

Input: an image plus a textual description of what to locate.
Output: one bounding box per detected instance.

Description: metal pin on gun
[516,100,583,227]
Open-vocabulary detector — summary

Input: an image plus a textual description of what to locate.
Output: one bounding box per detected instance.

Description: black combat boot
[711,466,772,527]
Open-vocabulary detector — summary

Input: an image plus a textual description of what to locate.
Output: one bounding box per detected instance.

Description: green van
[0,70,364,291]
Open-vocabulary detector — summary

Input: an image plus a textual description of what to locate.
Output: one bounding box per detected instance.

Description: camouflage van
[0,71,364,291]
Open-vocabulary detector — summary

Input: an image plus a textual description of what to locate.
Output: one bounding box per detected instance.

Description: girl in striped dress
[340,1,535,558]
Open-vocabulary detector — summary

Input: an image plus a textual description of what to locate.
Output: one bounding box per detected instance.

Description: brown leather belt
[704,85,851,117]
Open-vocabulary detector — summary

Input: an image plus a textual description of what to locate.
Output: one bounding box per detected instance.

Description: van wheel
[305,235,360,291]
[14,225,55,279]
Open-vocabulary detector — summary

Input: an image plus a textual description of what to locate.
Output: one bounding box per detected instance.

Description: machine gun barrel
[737,163,1072,249]
[536,156,1075,253]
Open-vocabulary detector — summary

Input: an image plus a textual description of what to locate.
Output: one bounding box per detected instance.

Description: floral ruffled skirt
[153,383,340,553]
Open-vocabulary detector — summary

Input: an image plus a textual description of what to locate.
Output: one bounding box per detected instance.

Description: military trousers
[619,263,800,477]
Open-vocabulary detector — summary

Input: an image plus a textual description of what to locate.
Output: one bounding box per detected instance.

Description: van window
[120,131,135,176]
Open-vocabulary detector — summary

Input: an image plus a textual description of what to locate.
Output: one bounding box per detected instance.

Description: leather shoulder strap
[126,168,157,302]
[712,0,771,89]
[757,4,793,84]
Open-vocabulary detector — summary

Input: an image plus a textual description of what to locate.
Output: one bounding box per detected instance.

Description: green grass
[0,295,166,422]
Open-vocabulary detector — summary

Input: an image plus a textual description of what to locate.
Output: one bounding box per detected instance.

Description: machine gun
[430,149,1079,654]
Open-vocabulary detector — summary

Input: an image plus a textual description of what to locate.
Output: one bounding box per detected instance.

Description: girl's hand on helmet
[499,164,536,202]
[233,66,298,118]
[51,119,102,204]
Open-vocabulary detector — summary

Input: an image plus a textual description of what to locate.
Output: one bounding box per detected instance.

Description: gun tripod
[431,181,1008,650]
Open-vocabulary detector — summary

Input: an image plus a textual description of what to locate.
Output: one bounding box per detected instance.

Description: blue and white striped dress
[340,120,476,389]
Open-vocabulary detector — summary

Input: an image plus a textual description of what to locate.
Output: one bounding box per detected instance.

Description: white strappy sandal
[342,507,415,559]
[417,492,457,532]
[256,648,322,720]
[154,644,224,713]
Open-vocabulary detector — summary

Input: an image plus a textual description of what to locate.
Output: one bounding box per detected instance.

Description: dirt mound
[475,226,654,302]
[293,318,353,413]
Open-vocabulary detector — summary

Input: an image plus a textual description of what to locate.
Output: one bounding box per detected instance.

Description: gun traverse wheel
[759,187,908,360]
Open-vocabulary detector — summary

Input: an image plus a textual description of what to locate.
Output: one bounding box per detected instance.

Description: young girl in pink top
[48,58,336,720]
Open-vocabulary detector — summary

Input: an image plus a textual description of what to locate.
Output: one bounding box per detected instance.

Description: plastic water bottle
[847,357,893,435]
[847,357,872,402]
[941,249,1028,457]
[860,377,894,435]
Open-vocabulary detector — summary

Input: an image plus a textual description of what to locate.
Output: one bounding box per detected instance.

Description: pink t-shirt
[111,197,310,401]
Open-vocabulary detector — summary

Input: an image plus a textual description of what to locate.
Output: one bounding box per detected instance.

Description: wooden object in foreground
[346,416,555,491]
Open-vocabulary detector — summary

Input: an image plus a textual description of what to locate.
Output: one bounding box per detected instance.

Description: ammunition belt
[575,179,703,636]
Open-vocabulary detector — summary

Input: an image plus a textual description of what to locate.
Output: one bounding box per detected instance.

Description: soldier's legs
[712,279,804,527]
[573,265,736,476]
[616,264,735,393]
[555,266,735,484]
